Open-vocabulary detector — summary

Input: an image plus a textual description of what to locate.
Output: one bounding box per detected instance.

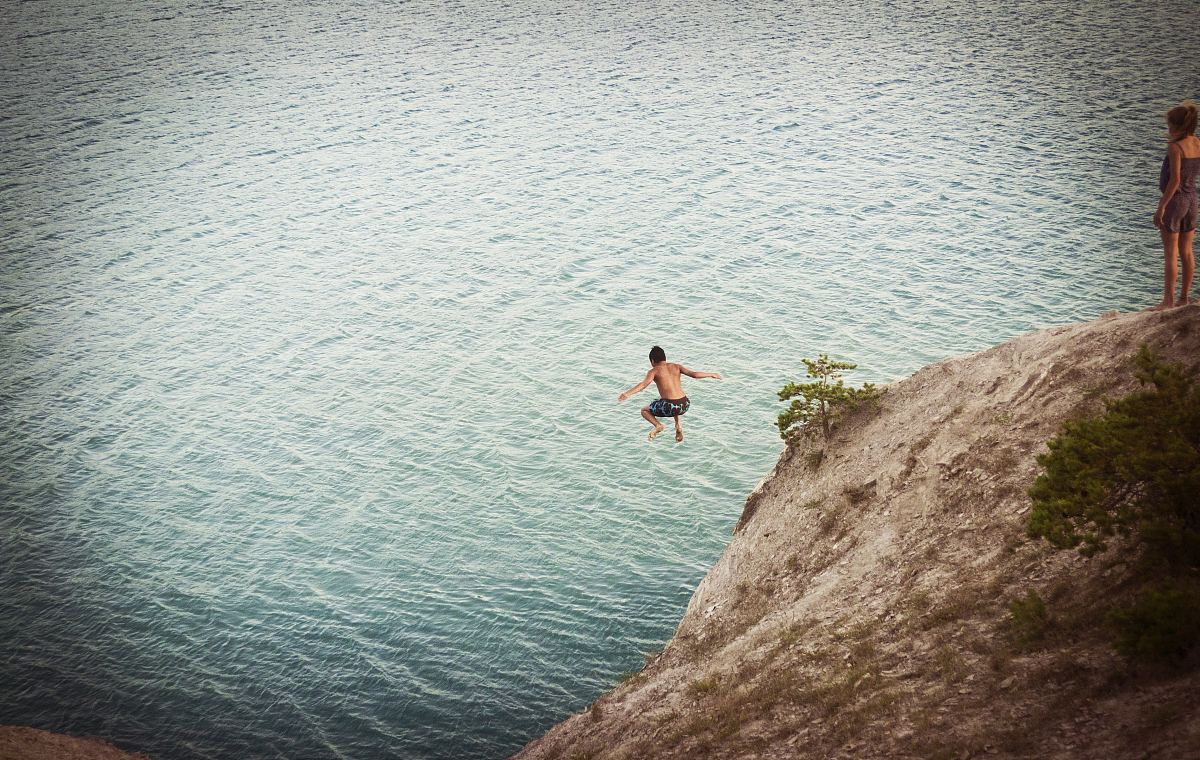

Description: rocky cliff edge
[516,305,1200,760]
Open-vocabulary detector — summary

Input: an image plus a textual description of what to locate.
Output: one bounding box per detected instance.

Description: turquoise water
[2,1,1197,757]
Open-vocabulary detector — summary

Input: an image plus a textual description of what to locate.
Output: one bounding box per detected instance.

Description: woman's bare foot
[675,429,684,443]
[1175,298,1192,307]
[648,425,665,441]
[1147,300,1174,311]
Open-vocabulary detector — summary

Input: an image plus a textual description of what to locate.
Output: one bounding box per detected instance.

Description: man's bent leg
[642,406,665,439]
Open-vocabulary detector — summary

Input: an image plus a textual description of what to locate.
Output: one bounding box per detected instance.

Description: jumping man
[617,346,721,442]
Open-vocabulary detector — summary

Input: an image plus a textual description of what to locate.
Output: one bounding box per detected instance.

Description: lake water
[2,1,1197,757]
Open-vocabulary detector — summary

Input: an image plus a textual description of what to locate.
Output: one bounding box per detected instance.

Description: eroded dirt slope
[516,305,1200,760]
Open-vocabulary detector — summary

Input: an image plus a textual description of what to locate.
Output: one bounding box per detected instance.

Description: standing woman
[1152,100,1199,310]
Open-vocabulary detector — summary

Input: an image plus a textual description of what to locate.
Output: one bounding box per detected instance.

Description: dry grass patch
[990,409,1015,426]
[687,674,722,699]
[776,618,815,650]
[806,662,880,717]
[906,587,933,615]
[671,631,719,664]
[933,644,968,683]
[664,689,754,751]
[921,580,995,631]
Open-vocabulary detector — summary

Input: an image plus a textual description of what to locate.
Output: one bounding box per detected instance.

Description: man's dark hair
[649,346,666,364]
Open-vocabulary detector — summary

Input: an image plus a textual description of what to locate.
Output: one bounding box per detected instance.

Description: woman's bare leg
[1178,230,1195,306]
[642,406,665,439]
[1152,230,1179,310]
[673,414,683,442]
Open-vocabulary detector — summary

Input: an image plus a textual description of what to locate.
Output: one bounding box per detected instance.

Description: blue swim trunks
[648,396,690,418]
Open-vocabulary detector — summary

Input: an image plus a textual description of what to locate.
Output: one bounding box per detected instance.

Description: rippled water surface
[2,1,1198,757]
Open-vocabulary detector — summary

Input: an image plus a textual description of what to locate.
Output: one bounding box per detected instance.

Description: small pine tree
[1026,345,1200,662]
[777,355,878,443]
[1026,345,1200,569]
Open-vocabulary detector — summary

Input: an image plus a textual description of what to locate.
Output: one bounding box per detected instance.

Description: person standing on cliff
[618,346,721,442]
[1151,100,1199,310]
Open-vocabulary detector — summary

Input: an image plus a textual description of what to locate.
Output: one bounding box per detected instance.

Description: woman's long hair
[1167,100,1198,138]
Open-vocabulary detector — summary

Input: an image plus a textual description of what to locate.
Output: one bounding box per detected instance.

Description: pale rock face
[515,305,1200,760]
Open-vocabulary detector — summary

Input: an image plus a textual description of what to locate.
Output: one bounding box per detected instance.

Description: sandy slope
[0,727,148,760]
[515,305,1200,760]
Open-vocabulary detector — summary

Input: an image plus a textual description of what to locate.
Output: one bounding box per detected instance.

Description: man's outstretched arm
[618,370,656,402]
[680,366,722,380]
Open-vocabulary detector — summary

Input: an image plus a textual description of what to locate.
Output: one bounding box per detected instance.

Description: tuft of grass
[1007,589,1051,651]
[778,619,813,648]
[808,661,880,717]
[848,620,878,643]
[687,675,721,698]
[907,587,932,613]
[933,644,967,683]
[795,645,837,669]
[922,583,984,630]
[674,631,719,663]
[991,445,1021,473]
[857,686,903,721]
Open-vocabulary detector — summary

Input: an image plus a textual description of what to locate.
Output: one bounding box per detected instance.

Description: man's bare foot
[648,425,665,441]
[1147,300,1174,312]
[1175,298,1192,307]
[675,429,684,442]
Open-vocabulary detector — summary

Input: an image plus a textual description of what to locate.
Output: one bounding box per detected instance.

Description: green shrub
[777,355,879,442]
[1026,346,1200,569]
[1026,346,1200,662]
[1007,590,1051,650]
[1107,582,1200,662]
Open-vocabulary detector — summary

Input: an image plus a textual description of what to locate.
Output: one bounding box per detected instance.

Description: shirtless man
[617,346,721,442]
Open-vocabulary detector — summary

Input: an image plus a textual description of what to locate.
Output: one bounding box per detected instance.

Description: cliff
[0,727,149,760]
[515,305,1200,760]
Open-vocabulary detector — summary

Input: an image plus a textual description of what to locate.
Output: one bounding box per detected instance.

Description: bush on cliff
[777,355,878,443]
[1026,345,1200,568]
[1026,345,1200,661]
[1107,582,1200,662]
